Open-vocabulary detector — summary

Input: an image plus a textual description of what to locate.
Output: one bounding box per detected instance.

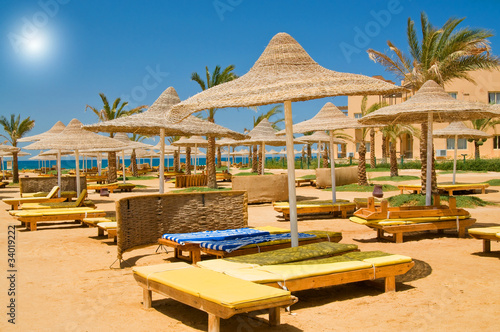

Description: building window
[446,138,467,150]
[354,113,362,119]
[355,143,370,152]
[448,92,457,99]
[488,92,500,104]
[494,136,500,149]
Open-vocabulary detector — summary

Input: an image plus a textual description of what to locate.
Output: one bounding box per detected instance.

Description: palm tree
[469,119,500,159]
[367,12,500,194]
[380,124,418,177]
[357,97,387,185]
[0,114,35,183]
[191,65,239,188]
[243,105,284,173]
[86,93,146,183]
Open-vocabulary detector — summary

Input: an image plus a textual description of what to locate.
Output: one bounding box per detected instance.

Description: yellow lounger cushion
[196,259,259,273]
[82,217,114,226]
[96,222,117,230]
[361,255,412,267]
[133,262,194,279]
[468,226,500,236]
[10,207,95,216]
[14,208,102,217]
[146,268,291,309]
[226,261,373,283]
[497,233,500,239]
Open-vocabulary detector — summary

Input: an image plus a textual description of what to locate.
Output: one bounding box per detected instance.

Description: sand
[1,168,499,331]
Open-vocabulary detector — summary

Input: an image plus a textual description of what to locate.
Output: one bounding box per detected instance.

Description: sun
[24,35,46,56]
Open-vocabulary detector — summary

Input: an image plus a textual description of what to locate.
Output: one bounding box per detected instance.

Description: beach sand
[1,168,499,331]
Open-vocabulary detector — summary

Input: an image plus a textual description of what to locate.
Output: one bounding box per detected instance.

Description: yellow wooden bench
[398,183,489,195]
[133,262,297,332]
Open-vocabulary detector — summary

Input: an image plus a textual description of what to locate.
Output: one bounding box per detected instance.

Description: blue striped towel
[161,228,270,245]
[199,232,316,253]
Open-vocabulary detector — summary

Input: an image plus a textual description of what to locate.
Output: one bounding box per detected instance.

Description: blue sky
[1,0,499,158]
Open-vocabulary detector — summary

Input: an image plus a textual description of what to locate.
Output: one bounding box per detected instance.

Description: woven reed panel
[116,190,248,259]
[20,176,87,194]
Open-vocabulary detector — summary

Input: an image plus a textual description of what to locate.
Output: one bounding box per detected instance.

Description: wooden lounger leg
[29,221,37,231]
[208,313,220,332]
[191,250,201,264]
[142,289,152,309]
[385,276,396,292]
[394,232,403,243]
[341,210,347,219]
[98,228,104,236]
[458,226,466,238]
[483,239,491,253]
[376,229,384,239]
[269,307,280,326]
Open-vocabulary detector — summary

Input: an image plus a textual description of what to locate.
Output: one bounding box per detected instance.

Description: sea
[8,156,255,170]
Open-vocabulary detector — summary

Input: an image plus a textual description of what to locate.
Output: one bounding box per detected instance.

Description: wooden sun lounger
[277,201,356,220]
[87,183,119,193]
[133,263,297,332]
[398,183,489,195]
[158,231,343,264]
[14,208,106,231]
[261,261,414,293]
[2,186,62,210]
[295,178,315,187]
[468,226,500,253]
[365,217,477,243]
[352,196,476,243]
[82,217,117,241]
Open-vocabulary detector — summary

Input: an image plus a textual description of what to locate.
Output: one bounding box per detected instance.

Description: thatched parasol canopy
[24,119,128,194]
[433,121,492,139]
[360,80,500,205]
[296,131,344,144]
[172,136,209,147]
[359,80,497,125]
[18,121,65,143]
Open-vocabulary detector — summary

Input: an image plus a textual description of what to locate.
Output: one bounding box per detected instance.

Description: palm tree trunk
[252,145,258,173]
[420,123,437,195]
[107,151,117,183]
[390,141,398,177]
[217,146,222,168]
[206,136,217,188]
[474,141,481,160]
[258,145,263,174]
[185,147,191,175]
[370,129,376,168]
[357,142,368,186]
[174,151,180,173]
[307,144,312,161]
[322,144,329,168]
[131,149,138,177]
[12,151,19,183]
[248,148,252,168]
[381,134,387,161]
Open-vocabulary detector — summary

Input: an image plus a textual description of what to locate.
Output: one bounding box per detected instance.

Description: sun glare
[25,36,45,54]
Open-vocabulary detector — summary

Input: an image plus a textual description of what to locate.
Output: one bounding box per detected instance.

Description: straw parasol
[172,136,208,174]
[168,32,404,247]
[243,119,288,175]
[279,102,375,203]
[18,121,66,142]
[24,119,127,195]
[84,87,245,192]
[360,80,500,205]
[433,122,491,184]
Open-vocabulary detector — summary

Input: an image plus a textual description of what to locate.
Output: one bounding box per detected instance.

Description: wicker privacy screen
[116,191,248,259]
[20,176,87,194]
